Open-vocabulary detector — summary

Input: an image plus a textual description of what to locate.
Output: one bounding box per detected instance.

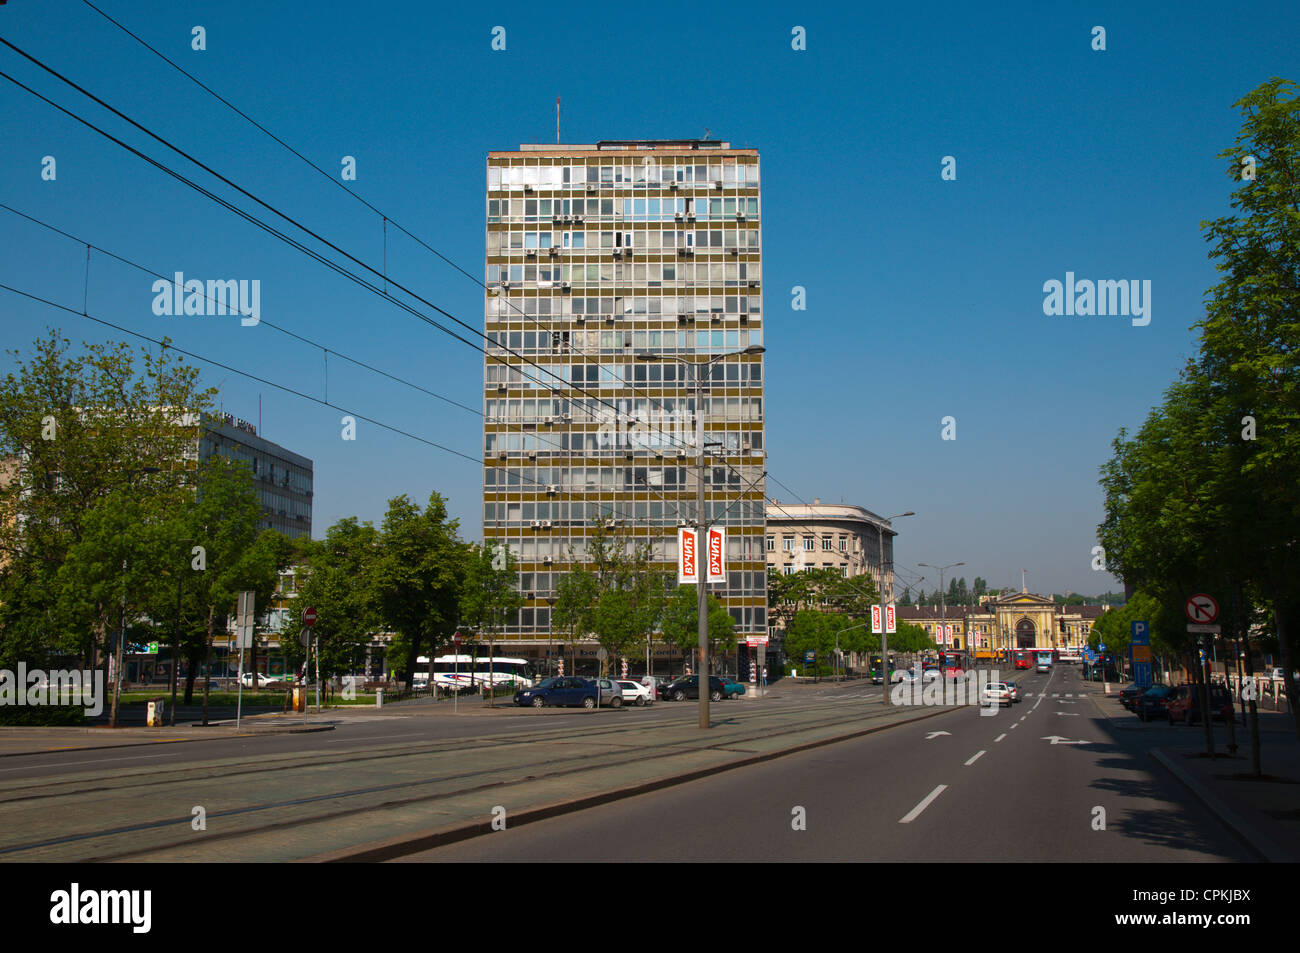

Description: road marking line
[899,784,948,823]
[1010,723,1018,729]
[1019,715,1026,721]
[1052,693,1060,698]
[995,733,1007,742]
[964,750,986,766]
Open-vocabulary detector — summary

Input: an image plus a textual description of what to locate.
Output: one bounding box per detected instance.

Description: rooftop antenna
[556,95,560,144]
[703,127,710,140]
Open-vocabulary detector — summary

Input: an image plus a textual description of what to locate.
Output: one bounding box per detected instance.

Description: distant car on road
[1004,680,1021,702]
[982,682,1012,708]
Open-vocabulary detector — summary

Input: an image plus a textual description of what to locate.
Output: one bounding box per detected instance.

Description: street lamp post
[639,345,764,729]
[875,512,914,706]
[110,466,161,728]
[918,560,964,672]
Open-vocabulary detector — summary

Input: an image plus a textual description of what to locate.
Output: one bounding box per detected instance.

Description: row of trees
[768,567,934,674]
[0,332,292,721]
[1096,78,1300,742]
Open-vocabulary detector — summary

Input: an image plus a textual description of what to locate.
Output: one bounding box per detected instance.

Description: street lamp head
[742,345,766,355]
[901,510,915,517]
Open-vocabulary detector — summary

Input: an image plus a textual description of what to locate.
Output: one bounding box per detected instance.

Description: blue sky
[2,1,1296,596]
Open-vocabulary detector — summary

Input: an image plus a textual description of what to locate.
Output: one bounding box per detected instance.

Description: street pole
[695,361,710,730]
[111,560,126,727]
[170,549,183,726]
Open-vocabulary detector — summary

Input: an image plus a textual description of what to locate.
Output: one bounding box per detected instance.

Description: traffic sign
[302,606,317,627]
[1185,593,1218,624]
[452,633,462,646]
[804,651,815,663]
[1130,620,1149,645]
[1187,623,1221,634]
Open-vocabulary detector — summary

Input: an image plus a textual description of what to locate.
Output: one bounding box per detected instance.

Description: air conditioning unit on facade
[531,520,542,528]
[542,520,553,528]
[546,484,559,494]
[526,249,537,257]
[560,281,571,290]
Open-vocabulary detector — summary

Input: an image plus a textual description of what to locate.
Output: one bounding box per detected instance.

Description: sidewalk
[1150,711,1300,862]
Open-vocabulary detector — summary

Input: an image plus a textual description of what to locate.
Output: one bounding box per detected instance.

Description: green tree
[461,539,522,703]
[660,584,735,666]
[0,331,213,671]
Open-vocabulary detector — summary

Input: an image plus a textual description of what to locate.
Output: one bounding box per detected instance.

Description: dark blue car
[514,677,601,709]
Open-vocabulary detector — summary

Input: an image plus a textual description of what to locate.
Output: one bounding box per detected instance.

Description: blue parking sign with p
[1131,621,1149,645]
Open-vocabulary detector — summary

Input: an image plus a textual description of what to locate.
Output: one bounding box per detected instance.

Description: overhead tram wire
[0,280,660,528]
[74,0,750,438]
[0,38,701,456]
[0,202,630,461]
[0,202,482,421]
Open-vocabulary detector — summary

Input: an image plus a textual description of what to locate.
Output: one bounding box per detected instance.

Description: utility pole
[695,361,710,728]
[638,345,763,730]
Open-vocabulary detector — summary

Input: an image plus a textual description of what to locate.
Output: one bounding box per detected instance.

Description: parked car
[640,675,670,700]
[239,672,283,688]
[1134,685,1175,722]
[982,682,1013,708]
[717,675,747,698]
[595,678,623,707]
[1166,684,1234,724]
[513,677,619,709]
[663,675,728,702]
[1118,683,1147,711]
[617,680,654,706]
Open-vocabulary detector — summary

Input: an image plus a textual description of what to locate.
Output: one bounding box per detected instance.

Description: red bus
[937,651,967,679]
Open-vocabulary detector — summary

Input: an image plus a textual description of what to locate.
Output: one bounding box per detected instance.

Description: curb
[302,705,956,863]
[0,723,335,758]
[1148,748,1289,863]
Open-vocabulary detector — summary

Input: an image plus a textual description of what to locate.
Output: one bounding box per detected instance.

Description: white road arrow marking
[925,731,951,740]
[1042,735,1089,745]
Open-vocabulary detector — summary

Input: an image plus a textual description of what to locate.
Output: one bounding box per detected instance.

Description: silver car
[595,678,623,708]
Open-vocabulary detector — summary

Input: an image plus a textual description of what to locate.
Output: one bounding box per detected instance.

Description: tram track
[1,694,948,861]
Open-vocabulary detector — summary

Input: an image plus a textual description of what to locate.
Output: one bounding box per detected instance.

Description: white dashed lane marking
[965,750,986,766]
[995,733,1007,742]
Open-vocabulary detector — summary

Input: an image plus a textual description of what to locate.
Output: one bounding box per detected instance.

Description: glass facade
[198,416,313,539]
[483,141,766,647]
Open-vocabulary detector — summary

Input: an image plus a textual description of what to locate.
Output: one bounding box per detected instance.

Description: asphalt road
[396,665,1255,862]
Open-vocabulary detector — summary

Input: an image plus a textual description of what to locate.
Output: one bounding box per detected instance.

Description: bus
[869,654,897,683]
[1013,650,1032,670]
[1032,648,1055,671]
[937,651,967,680]
[414,655,535,691]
